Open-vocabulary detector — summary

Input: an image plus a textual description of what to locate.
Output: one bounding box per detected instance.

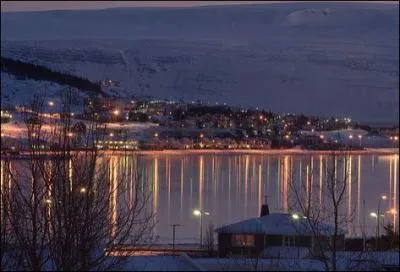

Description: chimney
[260,196,270,217]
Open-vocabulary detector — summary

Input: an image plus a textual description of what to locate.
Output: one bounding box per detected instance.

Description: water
[2,153,399,244]
[132,153,398,243]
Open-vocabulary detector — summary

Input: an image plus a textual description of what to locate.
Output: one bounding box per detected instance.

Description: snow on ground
[123,255,196,271]
[1,2,398,125]
[122,250,400,271]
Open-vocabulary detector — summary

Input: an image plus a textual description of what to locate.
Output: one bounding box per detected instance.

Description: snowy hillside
[1,2,398,124]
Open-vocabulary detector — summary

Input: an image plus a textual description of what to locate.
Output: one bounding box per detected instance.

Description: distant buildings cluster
[1,95,399,152]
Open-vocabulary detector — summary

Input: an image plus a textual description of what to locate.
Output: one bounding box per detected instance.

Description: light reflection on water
[1,153,398,244]
[136,154,399,243]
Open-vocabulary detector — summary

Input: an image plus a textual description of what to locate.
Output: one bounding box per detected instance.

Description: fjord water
[2,153,398,244]
[118,153,399,243]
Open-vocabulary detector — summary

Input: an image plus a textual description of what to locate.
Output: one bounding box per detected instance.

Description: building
[215,204,345,258]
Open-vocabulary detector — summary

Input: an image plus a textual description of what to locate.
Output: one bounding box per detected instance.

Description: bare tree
[1,89,155,271]
[288,151,356,271]
[204,221,215,257]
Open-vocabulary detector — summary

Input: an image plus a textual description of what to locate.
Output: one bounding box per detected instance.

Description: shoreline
[130,148,399,156]
[2,148,397,158]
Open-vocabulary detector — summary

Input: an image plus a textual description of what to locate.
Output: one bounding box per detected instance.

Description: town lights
[320,135,324,139]
[387,209,397,215]
[109,133,114,137]
[349,135,353,139]
[67,132,74,137]
[113,109,120,116]
[80,187,87,193]
[154,133,158,137]
[48,101,54,107]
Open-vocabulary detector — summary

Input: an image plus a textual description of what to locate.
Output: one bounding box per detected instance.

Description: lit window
[231,234,255,247]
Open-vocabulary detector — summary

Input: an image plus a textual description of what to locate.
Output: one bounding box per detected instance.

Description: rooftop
[215,212,346,236]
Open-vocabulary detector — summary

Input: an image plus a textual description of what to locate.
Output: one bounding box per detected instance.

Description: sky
[1,1,397,12]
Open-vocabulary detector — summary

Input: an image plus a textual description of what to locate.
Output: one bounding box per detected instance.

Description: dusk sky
[1,1,396,12]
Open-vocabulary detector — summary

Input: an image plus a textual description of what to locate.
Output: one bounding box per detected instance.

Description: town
[1,94,399,153]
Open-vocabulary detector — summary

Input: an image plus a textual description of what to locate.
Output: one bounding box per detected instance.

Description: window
[231,234,255,247]
[282,236,295,246]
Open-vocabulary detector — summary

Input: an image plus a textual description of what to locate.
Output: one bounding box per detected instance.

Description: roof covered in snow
[215,212,346,236]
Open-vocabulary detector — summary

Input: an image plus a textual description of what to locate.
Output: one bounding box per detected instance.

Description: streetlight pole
[170,224,182,256]
[193,209,210,248]
[370,195,387,250]
[349,135,353,149]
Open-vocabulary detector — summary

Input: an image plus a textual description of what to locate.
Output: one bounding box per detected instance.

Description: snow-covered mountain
[1,2,399,124]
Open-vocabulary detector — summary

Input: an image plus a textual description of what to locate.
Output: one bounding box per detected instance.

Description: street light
[48,101,54,107]
[169,224,183,256]
[358,134,362,147]
[193,209,210,247]
[349,135,353,149]
[371,195,388,250]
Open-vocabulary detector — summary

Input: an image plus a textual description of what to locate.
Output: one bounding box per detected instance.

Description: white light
[370,212,378,218]
[381,195,387,200]
[80,187,86,193]
[193,210,201,216]
[48,101,54,107]
[292,214,300,220]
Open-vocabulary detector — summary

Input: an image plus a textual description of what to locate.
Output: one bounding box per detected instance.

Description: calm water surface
[3,153,399,244]
[129,153,398,243]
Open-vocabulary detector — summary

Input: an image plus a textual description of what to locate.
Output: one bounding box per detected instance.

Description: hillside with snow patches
[1,2,399,124]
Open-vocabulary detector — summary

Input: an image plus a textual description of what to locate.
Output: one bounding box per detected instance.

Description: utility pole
[170,224,182,256]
